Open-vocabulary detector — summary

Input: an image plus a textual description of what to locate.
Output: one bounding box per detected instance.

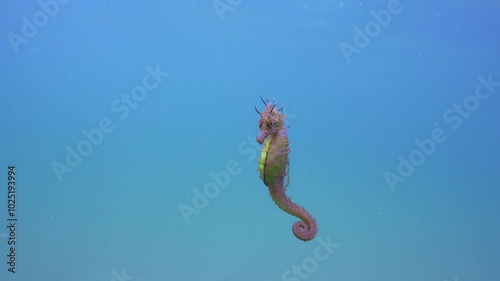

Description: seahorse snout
[256,130,269,144]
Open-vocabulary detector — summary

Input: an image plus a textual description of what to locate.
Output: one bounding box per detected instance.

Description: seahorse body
[255,97,318,242]
[258,134,288,186]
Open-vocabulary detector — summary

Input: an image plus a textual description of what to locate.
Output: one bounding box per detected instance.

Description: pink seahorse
[255,97,318,242]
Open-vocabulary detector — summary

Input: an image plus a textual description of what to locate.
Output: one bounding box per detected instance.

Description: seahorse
[255,97,318,242]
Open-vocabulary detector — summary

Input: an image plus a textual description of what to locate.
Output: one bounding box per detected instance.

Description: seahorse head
[255,97,285,144]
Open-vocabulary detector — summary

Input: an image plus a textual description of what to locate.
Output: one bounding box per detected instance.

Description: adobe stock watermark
[385,74,500,192]
[213,0,243,22]
[282,234,340,281]
[109,267,134,281]
[178,108,296,224]
[51,65,169,183]
[7,0,70,54]
[339,0,404,63]
[178,136,258,224]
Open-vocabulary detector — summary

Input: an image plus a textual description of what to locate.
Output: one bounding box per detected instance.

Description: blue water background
[0,1,499,281]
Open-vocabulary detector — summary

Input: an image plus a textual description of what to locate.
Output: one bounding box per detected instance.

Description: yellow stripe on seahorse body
[258,138,281,186]
[258,138,270,185]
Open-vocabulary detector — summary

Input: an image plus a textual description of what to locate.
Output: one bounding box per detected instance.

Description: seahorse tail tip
[292,218,318,242]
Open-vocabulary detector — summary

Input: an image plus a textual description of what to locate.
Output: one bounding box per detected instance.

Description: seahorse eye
[267,122,273,129]
[259,120,264,128]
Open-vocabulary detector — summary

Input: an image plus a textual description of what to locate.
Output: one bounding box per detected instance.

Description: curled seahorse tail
[292,212,317,242]
[269,185,318,242]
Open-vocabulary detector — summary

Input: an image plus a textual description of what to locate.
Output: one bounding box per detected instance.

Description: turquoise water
[1,1,499,281]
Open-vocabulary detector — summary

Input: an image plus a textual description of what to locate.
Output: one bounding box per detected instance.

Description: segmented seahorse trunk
[256,98,318,242]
